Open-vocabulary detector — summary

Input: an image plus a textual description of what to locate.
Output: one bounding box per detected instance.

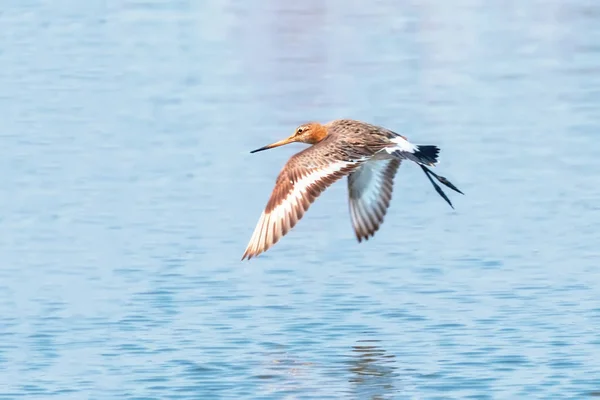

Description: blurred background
[1,0,599,398]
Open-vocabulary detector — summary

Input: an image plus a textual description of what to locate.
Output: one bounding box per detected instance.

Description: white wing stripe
[244,160,356,258]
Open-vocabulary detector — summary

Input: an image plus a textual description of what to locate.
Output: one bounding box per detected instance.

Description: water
[1,0,599,398]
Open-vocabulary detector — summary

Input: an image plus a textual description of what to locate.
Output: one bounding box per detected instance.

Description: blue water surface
[1,0,599,398]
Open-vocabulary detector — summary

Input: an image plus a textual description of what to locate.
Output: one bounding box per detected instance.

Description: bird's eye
[297,128,304,134]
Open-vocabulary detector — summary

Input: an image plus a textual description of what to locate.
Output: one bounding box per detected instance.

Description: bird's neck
[305,125,328,144]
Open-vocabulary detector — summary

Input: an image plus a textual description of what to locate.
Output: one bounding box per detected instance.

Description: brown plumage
[242,119,463,260]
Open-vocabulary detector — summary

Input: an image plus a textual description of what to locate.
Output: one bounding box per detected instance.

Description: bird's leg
[421,166,454,208]
[420,165,464,209]
[421,165,464,195]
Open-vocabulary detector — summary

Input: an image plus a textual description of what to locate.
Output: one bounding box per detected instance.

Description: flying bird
[242,119,463,260]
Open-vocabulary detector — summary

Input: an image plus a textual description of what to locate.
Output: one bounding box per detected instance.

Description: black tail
[413,145,440,166]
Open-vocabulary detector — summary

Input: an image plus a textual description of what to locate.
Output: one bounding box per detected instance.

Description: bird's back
[324,119,399,156]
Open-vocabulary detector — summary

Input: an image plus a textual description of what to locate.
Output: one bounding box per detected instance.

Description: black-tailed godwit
[242,119,463,260]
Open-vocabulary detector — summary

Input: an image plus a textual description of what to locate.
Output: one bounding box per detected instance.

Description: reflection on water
[251,339,399,398]
[348,340,398,399]
[252,345,317,396]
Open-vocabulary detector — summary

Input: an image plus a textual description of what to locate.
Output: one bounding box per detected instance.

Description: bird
[241,119,463,260]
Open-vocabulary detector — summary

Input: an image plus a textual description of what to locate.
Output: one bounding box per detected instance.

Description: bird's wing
[242,149,362,260]
[347,158,401,242]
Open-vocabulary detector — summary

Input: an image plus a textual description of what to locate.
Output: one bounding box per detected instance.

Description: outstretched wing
[242,150,361,260]
[347,158,401,242]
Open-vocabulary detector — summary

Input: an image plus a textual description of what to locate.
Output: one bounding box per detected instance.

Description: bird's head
[250,122,328,153]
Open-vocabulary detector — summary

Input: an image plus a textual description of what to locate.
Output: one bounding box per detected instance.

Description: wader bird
[242,119,463,260]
